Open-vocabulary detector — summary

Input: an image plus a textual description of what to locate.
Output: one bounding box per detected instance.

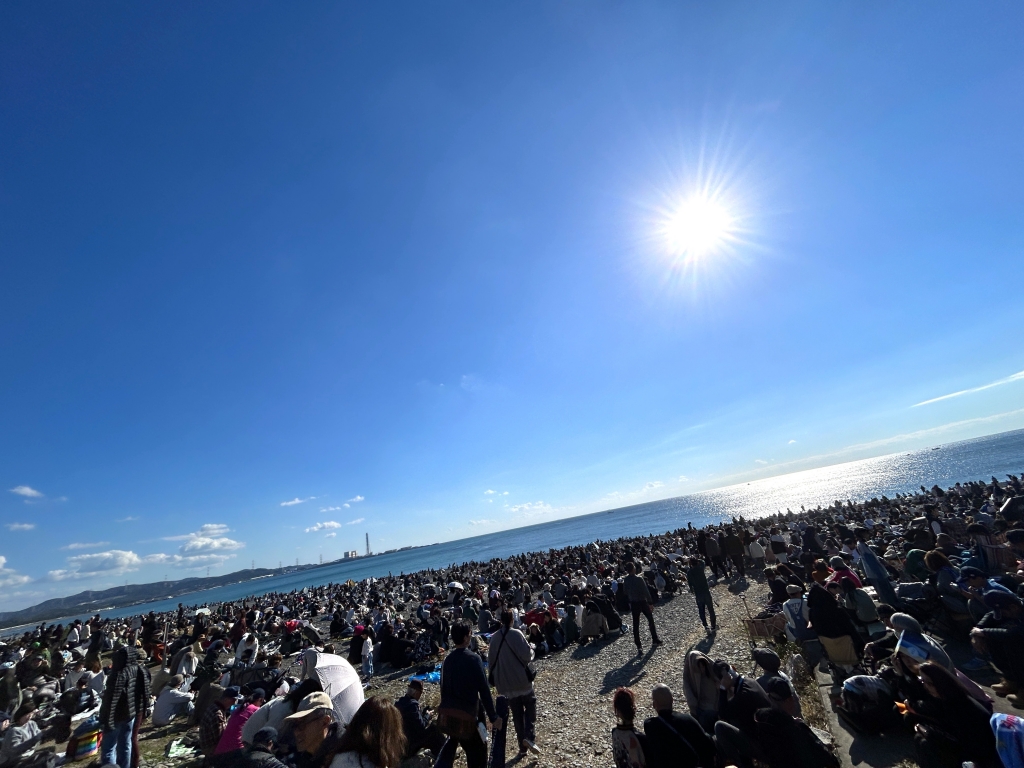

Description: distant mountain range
[0,564,318,630]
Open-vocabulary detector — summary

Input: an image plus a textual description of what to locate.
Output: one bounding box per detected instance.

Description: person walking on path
[98,646,151,768]
[487,610,540,758]
[622,562,662,653]
[435,622,501,768]
[685,559,717,633]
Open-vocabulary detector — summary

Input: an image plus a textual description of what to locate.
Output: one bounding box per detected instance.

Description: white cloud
[0,556,31,589]
[347,517,364,525]
[913,369,1024,408]
[678,475,689,483]
[281,497,316,507]
[502,491,508,496]
[5,523,35,531]
[788,439,797,444]
[469,519,496,526]
[509,501,554,517]
[320,506,342,512]
[48,549,143,580]
[644,481,664,491]
[305,521,342,533]
[754,459,769,465]
[62,541,110,550]
[484,490,496,495]
[163,524,244,555]
[117,516,139,522]
[324,532,337,539]
[9,486,43,498]
[346,495,364,504]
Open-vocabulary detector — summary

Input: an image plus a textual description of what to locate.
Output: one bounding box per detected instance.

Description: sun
[663,195,734,260]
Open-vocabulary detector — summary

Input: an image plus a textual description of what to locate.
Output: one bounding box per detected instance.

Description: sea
[6,428,1024,634]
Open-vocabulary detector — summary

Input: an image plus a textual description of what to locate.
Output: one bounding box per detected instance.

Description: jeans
[434,730,487,768]
[101,717,135,768]
[508,692,536,746]
[629,602,659,647]
[694,593,716,628]
[362,655,373,677]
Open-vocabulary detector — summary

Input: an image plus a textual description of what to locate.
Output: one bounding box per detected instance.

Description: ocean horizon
[4,427,1022,634]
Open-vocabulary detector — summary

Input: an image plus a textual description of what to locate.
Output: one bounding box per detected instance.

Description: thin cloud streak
[913,369,1024,407]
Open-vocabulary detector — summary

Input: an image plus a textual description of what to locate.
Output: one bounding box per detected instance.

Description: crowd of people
[1,472,1023,768]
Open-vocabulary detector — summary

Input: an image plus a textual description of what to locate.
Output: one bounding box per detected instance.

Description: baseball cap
[283,691,334,721]
[222,686,241,700]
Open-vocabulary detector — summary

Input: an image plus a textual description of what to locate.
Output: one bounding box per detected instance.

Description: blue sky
[2,3,1023,609]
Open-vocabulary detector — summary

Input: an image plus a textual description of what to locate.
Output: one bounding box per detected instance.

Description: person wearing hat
[283,691,339,767]
[751,648,801,718]
[200,686,241,759]
[217,689,266,755]
[237,727,287,768]
[971,591,1024,703]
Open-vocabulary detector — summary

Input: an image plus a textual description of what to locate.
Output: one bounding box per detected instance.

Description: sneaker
[523,740,541,755]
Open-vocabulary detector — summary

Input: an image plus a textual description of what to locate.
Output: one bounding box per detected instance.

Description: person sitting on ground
[242,679,323,746]
[925,550,969,615]
[611,687,648,768]
[580,600,610,642]
[152,675,194,726]
[906,662,1001,768]
[394,679,445,759]
[282,691,342,768]
[752,648,801,718]
[712,660,773,768]
[237,727,288,768]
[806,583,864,656]
[326,697,406,768]
[200,686,241,759]
[971,591,1024,704]
[217,688,265,756]
[642,684,714,768]
[0,702,51,768]
[889,613,953,672]
[765,568,791,605]
[682,651,719,733]
[783,584,816,643]
[754,706,838,768]
[810,560,834,585]
[863,604,900,667]
[827,556,862,589]
[839,578,881,632]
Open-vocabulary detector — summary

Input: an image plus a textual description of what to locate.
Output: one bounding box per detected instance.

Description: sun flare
[663,195,733,260]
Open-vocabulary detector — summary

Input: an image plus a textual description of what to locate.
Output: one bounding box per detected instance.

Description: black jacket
[718,677,772,741]
[643,710,715,768]
[395,694,430,746]
[438,647,496,722]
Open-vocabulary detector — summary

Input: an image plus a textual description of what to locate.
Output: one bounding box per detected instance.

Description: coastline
[3,427,1022,633]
